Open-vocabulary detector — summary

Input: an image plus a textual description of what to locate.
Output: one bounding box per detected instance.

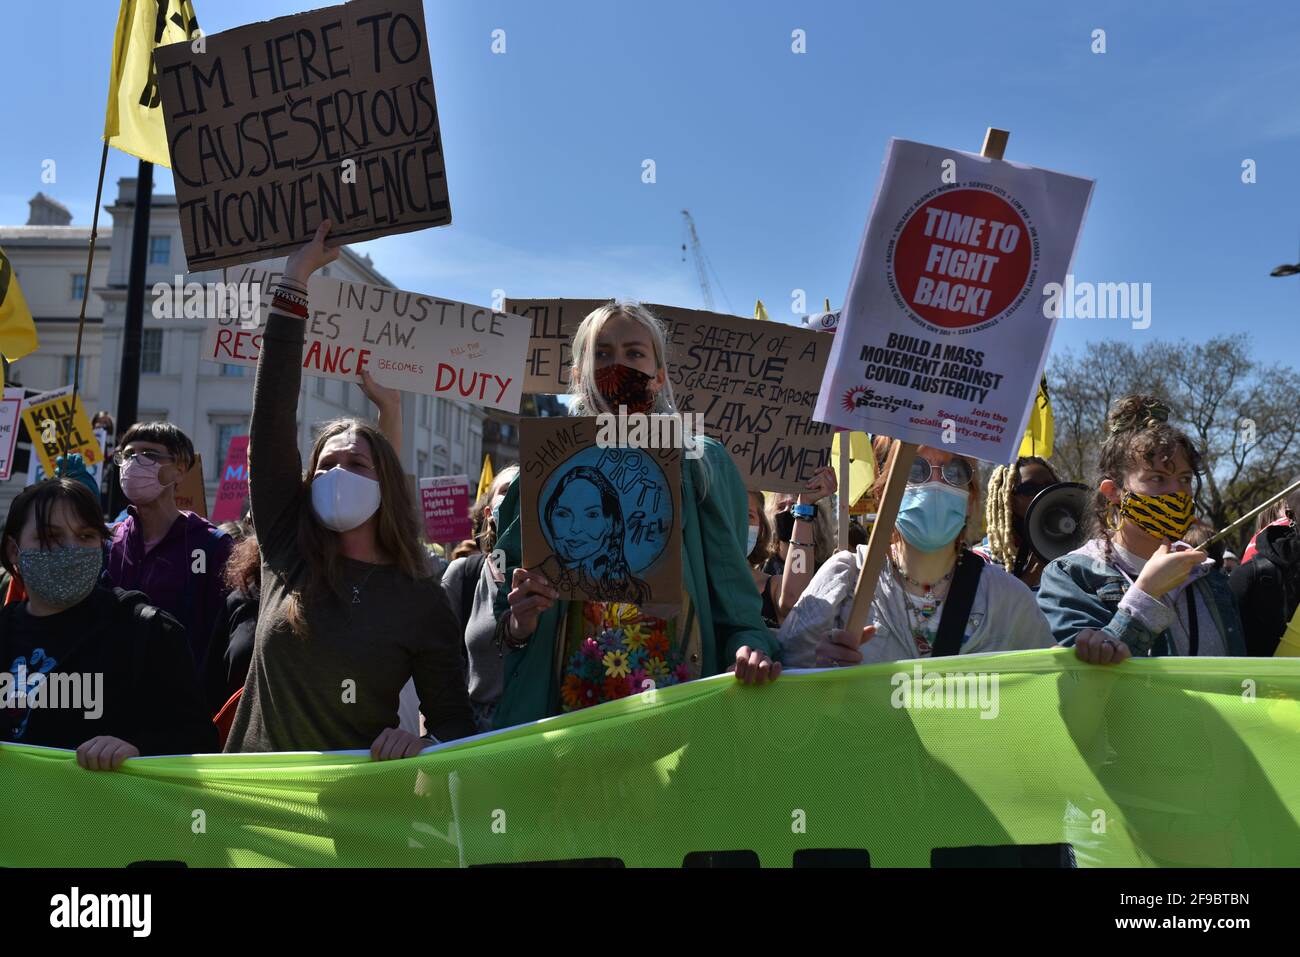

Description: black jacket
[203,585,260,715]
[0,586,218,754]
[1230,522,1300,656]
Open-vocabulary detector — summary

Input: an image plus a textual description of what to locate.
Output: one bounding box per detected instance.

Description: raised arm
[249,221,340,550]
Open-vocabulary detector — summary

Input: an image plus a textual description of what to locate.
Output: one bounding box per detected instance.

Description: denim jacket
[1037,539,1245,656]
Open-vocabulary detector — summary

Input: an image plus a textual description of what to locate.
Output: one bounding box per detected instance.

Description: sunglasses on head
[907,458,973,488]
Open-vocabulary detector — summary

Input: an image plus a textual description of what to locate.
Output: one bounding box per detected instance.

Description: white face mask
[747,524,760,555]
[311,466,382,532]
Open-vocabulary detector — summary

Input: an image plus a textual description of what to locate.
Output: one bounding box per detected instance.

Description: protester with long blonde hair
[224,221,475,756]
[492,301,782,725]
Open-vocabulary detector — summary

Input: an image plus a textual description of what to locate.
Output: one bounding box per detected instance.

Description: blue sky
[2,0,1298,367]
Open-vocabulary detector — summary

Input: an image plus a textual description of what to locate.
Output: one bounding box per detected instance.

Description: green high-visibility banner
[3,649,1298,867]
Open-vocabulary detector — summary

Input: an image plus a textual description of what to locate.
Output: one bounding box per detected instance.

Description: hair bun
[1107,394,1170,435]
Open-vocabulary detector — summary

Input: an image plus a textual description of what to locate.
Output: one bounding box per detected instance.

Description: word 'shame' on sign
[519,416,683,607]
[506,298,833,492]
[154,0,451,271]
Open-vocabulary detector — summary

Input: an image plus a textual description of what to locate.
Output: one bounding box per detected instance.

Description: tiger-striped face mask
[1118,490,1195,541]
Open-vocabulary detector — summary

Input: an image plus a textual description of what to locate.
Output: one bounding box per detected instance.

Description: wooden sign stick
[842,127,1010,637]
[838,432,851,550]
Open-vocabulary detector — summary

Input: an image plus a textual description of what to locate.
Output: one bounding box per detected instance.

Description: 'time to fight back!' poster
[815,139,1093,463]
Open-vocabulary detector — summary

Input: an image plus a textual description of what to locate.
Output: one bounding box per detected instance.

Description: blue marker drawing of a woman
[537,465,650,604]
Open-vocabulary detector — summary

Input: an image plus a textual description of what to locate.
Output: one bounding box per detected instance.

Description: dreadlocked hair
[985,456,1058,572]
[1090,394,1203,567]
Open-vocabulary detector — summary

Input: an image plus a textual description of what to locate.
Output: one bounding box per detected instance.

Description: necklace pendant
[352,587,361,605]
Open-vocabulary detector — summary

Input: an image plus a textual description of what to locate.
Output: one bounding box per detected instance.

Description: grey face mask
[19,545,102,610]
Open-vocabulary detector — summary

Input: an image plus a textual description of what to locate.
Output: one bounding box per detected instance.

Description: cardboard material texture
[155,0,451,270]
[175,454,208,517]
[507,298,832,491]
[519,417,682,606]
[208,266,530,411]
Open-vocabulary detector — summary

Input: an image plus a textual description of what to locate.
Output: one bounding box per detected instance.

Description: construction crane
[680,210,734,313]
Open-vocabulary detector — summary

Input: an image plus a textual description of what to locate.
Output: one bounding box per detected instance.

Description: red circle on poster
[889,188,1032,330]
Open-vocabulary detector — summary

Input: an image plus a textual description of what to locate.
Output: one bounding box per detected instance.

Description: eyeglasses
[113,449,174,467]
[907,458,973,488]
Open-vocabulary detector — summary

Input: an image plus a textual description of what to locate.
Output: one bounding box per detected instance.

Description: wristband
[791,503,816,522]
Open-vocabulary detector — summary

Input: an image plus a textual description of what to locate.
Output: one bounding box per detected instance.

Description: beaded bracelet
[271,295,308,319]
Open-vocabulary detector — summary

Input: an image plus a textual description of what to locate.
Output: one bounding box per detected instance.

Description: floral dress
[559,602,690,712]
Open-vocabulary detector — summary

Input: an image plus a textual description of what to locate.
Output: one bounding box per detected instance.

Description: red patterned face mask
[595,364,657,414]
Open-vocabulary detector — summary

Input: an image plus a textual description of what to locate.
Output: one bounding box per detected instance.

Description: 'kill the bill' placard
[815,139,1093,463]
[154,0,451,271]
[507,299,832,492]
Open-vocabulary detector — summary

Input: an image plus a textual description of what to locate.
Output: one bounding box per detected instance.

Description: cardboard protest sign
[212,435,250,523]
[0,388,23,480]
[154,0,451,271]
[20,387,102,479]
[419,475,471,542]
[207,266,530,411]
[25,428,108,491]
[507,298,832,491]
[175,454,208,517]
[519,417,682,606]
[815,138,1093,464]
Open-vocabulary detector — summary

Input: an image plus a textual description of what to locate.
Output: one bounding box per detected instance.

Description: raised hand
[283,219,341,285]
[797,465,838,506]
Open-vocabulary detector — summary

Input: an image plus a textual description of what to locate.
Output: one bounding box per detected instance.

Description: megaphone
[1023,482,1090,563]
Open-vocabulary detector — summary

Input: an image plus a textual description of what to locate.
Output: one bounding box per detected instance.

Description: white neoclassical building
[1,185,486,516]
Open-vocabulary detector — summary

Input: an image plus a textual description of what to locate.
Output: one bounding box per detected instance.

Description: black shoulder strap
[460,552,485,631]
[932,552,984,658]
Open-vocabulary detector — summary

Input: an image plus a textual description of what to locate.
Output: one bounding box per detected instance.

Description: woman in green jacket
[491,302,782,729]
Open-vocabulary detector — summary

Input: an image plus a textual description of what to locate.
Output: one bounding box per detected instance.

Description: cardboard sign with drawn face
[520,417,681,606]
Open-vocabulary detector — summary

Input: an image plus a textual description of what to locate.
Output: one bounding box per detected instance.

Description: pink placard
[212,435,251,524]
[420,475,472,543]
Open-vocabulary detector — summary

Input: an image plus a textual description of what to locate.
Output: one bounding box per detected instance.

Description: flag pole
[66,141,110,456]
[107,159,154,518]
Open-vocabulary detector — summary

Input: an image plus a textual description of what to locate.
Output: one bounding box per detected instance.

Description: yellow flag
[754,299,770,322]
[1277,603,1300,657]
[476,454,495,501]
[1018,376,1054,459]
[103,0,201,167]
[831,431,875,506]
[0,247,39,384]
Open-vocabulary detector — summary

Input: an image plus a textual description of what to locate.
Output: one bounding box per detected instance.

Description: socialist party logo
[886,185,1039,332]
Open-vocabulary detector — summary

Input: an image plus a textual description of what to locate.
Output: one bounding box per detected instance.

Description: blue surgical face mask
[896,483,970,552]
[746,525,759,556]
